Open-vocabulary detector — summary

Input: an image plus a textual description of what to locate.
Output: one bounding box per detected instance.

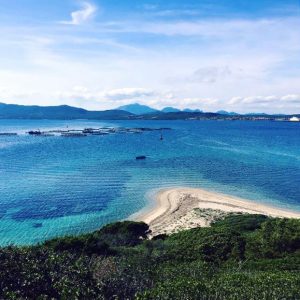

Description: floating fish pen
[82,128,96,134]
[61,132,87,137]
[25,127,172,138]
[0,132,18,136]
[91,132,109,135]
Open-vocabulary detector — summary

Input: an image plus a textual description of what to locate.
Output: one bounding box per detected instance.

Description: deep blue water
[0,119,299,245]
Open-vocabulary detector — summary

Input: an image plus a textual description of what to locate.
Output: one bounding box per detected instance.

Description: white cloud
[229,96,276,105]
[55,87,156,101]
[0,85,42,106]
[152,9,200,17]
[101,88,156,100]
[61,1,97,25]
[228,95,300,109]
[281,94,300,102]
[187,66,232,83]
[115,18,298,38]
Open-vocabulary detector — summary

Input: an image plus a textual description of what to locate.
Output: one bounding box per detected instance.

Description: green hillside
[0,103,133,120]
[0,215,299,299]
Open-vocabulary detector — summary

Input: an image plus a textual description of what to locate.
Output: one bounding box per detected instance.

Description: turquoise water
[0,119,299,245]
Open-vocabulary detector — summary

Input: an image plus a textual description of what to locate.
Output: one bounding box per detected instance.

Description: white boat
[289,116,300,122]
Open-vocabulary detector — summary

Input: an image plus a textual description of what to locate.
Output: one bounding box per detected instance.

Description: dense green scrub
[0,215,299,299]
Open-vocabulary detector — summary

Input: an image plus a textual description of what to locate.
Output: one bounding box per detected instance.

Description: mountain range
[117,103,203,115]
[0,102,298,120]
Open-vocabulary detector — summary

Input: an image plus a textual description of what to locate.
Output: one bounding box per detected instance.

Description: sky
[0,0,300,113]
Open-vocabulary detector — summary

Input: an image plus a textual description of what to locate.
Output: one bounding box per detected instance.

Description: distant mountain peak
[183,108,202,113]
[117,103,159,115]
[161,107,181,113]
[217,110,239,116]
[116,103,205,114]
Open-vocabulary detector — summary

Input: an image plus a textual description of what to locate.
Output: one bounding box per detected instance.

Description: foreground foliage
[0,216,299,299]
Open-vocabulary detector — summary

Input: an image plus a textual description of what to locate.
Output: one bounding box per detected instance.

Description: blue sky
[0,0,299,113]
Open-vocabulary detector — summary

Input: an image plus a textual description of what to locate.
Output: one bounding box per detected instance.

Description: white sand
[134,187,300,236]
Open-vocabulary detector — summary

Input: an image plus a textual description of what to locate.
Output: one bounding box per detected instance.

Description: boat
[160,129,164,140]
[289,116,300,122]
[28,130,41,135]
[136,156,146,160]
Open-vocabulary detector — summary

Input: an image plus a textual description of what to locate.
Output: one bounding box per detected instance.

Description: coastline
[134,187,300,236]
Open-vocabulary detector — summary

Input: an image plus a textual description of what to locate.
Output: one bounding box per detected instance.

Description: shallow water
[0,119,299,245]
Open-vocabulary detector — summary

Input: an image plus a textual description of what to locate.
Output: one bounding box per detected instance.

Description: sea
[0,119,299,246]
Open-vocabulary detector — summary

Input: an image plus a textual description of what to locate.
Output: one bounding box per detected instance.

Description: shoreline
[134,187,300,236]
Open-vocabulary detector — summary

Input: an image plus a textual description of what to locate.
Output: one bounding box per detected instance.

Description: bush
[211,214,268,232]
[246,218,300,258]
[165,227,246,262]
[44,235,111,256]
[97,221,150,247]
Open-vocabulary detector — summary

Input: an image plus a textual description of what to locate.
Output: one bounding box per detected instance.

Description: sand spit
[134,187,300,236]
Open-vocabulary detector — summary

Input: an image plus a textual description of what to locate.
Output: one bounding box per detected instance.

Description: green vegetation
[0,215,299,299]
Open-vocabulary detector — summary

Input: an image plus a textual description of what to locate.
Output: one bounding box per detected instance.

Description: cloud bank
[0,1,299,113]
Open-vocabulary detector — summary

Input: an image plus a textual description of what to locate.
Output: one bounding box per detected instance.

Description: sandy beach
[134,187,300,236]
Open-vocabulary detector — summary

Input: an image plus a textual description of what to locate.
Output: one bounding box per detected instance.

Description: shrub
[247,218,300,258]
[211,214,268,232]
[96,221,150,247]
